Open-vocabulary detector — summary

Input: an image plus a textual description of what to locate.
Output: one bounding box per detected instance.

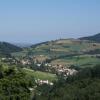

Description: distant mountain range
[80,33,100,43]
[13,43,32,48]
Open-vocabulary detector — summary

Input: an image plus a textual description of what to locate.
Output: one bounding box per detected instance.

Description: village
[0,54,78,83]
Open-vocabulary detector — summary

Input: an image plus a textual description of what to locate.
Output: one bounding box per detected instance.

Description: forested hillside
[0,64,35,99]
[0,42,22,57]
[80,33,100,43]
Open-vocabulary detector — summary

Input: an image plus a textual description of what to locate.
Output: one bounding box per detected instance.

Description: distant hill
[13,38,100,68]
[14,38,100,58]
[13,43,32,48]
[0,42,22,57]
[80,33,100,43]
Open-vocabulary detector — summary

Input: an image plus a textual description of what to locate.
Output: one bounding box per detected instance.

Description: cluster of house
[35,79,53,86]
[52,64,77,77]
[35,63,78,77]
[21,59,31,65]
[20,55,49,65]
[57,68,77,77]
[1,57,18,64]
[36,63,52,67]
[19,57,78,77]
[1,56,78,78]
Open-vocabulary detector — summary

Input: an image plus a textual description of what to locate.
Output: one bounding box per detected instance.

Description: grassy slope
[23,68,57,82]
[13,39,100,56]
[51,55,100,67]
[12,39,100,68]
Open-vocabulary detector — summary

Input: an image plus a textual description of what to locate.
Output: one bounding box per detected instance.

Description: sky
[0,0,100,43]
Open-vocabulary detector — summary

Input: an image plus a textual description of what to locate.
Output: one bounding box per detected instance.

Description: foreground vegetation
[0,63,100,100]
[34,65,100,100]
[0,65,34,100]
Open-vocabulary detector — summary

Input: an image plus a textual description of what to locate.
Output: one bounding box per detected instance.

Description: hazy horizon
[0,33,98,44]
[0,0,100,43]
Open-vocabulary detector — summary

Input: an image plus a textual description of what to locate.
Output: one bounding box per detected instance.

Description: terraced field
[50,55,100,68]
[12,39,100,68]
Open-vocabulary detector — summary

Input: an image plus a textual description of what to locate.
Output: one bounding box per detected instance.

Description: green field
[12,39,100,57]
[51,55,100,68]
[23,68,57,82]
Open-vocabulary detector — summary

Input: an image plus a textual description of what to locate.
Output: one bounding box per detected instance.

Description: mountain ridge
[79,33,100,43]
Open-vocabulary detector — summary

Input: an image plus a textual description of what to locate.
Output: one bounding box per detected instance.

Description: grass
[23,68,57,82]
[51,55,100,68]
[12,39,100,59]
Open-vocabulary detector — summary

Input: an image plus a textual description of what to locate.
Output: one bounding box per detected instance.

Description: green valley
[0,33,100,100]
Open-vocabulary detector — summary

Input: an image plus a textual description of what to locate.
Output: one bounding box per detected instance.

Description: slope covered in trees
[80,33,100,43]
[0,42,22,57]
[0,64,35,100]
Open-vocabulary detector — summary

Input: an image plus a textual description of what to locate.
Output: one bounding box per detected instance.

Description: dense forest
[0,64,35,100]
